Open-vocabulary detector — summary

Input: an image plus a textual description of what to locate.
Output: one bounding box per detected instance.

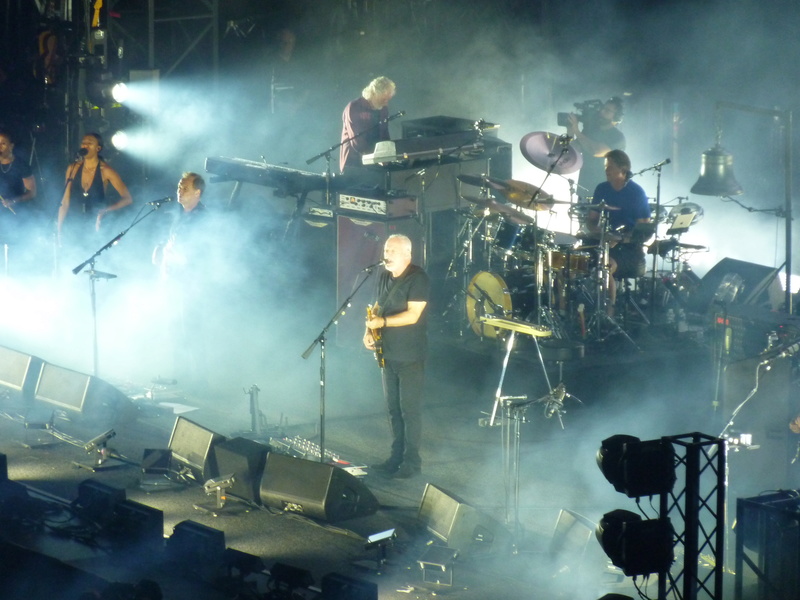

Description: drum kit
[444,131,707,347]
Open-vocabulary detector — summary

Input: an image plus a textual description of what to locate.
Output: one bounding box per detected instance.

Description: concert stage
[0,320,796,600]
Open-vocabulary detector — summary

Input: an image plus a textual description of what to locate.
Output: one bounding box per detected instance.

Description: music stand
[665,212,697,236]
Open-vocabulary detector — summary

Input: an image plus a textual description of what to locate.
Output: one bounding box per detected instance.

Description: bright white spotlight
[110,130,129,150]
[111,82,129,104]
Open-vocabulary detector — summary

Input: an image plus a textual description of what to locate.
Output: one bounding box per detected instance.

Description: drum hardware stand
[441,208,486,335]
[583,213,640,350]
[302,261,380,463]
[476,316,580,551]
[631,158,670,323]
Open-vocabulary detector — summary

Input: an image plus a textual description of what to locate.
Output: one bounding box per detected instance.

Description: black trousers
[381,359,425,469]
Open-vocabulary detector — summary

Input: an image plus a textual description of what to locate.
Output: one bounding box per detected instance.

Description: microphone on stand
[147,196,174,206]
[75,148,88,160]
[361,260,385,272]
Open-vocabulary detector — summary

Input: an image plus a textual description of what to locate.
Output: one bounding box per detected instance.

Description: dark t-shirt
[376,264,429,362]
[0,159,32,200]
[577,124,626,196]
[340,96,389,172]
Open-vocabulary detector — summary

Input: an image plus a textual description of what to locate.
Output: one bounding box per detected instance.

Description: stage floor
[0,319,797,600]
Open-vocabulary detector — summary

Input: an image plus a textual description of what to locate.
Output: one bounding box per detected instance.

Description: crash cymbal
[461,195,535,225]
[519,131,583,175]
[457,174,488,188]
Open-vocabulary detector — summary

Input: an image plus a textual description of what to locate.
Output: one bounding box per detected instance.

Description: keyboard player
[340,76,396,178]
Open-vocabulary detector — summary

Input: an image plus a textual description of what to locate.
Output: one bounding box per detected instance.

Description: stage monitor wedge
[0,346,42,403]
[418,483,511,556]
[33,363,135,424]
[212,437,270,504]
[259,453,378,522]
[168,416,226,483]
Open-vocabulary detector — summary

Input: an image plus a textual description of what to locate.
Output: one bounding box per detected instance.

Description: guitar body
[367,304,385,368]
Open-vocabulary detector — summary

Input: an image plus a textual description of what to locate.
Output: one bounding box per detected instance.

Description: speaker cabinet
[167,417,226,483]
[690,258,780,314]
[212,437,270,504]
[33,363,134,424]
[259,453,378,522]
[0,346,42,403]
[418,483,510,555]
[335,214,425,347]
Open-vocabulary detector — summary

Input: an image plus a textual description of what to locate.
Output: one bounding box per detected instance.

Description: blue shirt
[592,179,650,231]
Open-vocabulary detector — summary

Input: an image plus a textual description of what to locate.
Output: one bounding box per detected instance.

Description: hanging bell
[690,144,743,196]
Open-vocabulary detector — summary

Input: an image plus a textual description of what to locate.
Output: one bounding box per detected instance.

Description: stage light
[110,130,129,150]
[111,82,129,103]
[596,509,674,577]
[86,69,128,107]
[597,435,676,498]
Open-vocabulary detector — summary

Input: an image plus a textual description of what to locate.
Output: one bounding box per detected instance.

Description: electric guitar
[366,304,385,368]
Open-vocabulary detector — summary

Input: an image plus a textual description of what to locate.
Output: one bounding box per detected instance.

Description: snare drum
[550,249,591,275]
[465,270,536,338]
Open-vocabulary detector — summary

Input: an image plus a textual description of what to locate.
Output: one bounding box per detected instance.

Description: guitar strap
[376,270,408,317]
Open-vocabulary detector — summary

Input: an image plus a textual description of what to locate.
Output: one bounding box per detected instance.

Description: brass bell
[690,144,743,196]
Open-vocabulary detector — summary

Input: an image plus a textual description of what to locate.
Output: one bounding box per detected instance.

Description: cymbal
[570,202,621,213]
[485,178,569,210]
[457,174,488,188]
[519,131,583,175]
[461,195,535,225]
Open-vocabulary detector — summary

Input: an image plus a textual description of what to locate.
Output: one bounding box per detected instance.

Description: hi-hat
[461,195,535,225]
[519,131,583,174]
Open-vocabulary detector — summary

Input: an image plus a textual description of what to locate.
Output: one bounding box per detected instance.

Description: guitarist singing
[363,234,429,480]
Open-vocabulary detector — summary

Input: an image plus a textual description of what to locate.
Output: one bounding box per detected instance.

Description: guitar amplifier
[337,192,416,219]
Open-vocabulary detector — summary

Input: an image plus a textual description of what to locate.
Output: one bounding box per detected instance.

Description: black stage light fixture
[596,509,674,577]
[597,435,676,498]
[596,595,635,600]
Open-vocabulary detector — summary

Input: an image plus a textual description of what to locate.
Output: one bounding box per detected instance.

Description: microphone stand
[301,264,382,463]
[71,201,169,376]
[631,158,670,323]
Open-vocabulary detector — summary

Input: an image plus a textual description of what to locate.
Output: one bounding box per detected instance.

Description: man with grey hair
[364,233,429,479]
[340,76,396,173]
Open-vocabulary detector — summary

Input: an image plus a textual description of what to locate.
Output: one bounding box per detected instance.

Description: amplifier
[337,192,416,219]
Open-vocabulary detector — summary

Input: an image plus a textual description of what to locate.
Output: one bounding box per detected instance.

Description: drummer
[586,149,650,313]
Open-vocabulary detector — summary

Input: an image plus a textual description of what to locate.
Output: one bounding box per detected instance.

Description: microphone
[557,134,574,142]
[387,110,405,121]
[655,158,672,168]
[759,340,800,366]
[147,196,174,206]
[75,148,88,159]
[361,260,385,272]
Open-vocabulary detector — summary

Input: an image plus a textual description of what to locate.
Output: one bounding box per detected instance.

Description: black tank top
[70,162,105,214]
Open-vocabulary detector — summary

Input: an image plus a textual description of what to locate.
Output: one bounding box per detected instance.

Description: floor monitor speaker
[167,417,226,483]
[212,437,270,504]
[259,453,378,522]
[0,346,42,403]
[690,258,780,314]
[33,363,134,424]
[418,483,510,555]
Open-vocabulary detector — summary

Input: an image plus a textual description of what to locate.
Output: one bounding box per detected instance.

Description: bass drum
[465,270,536,338]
